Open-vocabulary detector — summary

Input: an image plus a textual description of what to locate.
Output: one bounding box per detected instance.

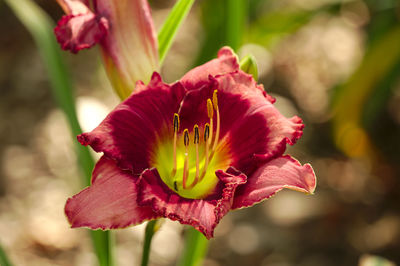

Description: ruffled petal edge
[180,46,240,90]
[232,155,316,209]
[137,167,246,239]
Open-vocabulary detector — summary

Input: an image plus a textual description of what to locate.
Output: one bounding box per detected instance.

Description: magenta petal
[215,72,304,172]
[180,47,239,90]
[65,156,158,229]
[77,73,186,174]
[55,13,109,53]
[137,168,246,239]
[96,0,159,99]
[232,155,316,209]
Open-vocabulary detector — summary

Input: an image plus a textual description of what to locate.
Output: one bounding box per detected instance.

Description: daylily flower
[65,47,317,239]
[54,0,159,99]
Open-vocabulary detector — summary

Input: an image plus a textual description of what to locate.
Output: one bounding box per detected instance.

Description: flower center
[152,90,231,199]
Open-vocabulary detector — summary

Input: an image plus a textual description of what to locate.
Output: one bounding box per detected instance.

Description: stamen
[211,90,220,155]
[182,129,189,189]
[171,113,179,177]
[200,123,210,180]
[189,125,200,188]
[207,99,214,145]
[174,181,178,191]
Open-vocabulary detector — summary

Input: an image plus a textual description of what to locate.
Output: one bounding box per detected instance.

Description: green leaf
[158,0,195,65]
[5,0,114,265]
[178,227,208,266]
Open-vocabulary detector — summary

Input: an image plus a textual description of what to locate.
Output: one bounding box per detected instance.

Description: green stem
[178,227,208,266]
[141,220,159,266]
[0,243,12,266]
[5,0,114,265]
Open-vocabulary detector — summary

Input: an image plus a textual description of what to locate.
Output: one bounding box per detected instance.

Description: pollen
[207,99,213,119]
[212,90,218,110]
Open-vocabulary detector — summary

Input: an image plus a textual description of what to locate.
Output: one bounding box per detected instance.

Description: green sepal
[240,54,258,81]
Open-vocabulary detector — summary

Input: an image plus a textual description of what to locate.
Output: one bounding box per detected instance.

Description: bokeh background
[1,0,400,265]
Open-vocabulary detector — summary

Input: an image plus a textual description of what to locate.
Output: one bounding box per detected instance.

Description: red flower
[54,0,159,99]
[65,47,316,239]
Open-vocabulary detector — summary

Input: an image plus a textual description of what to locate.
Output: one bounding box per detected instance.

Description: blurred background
[1,0,400,265]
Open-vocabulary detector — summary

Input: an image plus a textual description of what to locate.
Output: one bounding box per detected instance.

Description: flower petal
[56,0,91,15]
[180,47,239,90]
[217,71,303,174]
[232,155,316,209]
[65,156,158,229]
[96,0,159,99]
[77,73,186,174]
[137,168,246,239]
[54,13,109,53]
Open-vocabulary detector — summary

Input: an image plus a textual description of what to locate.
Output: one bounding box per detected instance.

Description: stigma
[171,90,221,192]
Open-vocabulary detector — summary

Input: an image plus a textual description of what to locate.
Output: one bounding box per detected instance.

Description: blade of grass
[0,243,12,266]
[178,227,208,266]
[5,0,113,265]
[225,0,247,51]
[157,0,195,65]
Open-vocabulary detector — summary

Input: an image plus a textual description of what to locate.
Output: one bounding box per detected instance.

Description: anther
[212,90,218,110]
[173,113,179,132]
[183,129,189,147]
[204,123,210,142]
[174,181,178,191]
[194,125,199,144]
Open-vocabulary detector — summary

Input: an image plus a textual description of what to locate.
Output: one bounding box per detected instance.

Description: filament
[182,129,189,189]
[171,113,179,177]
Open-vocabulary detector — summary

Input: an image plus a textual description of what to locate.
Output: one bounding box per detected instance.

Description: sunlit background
[1,0,400,265]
